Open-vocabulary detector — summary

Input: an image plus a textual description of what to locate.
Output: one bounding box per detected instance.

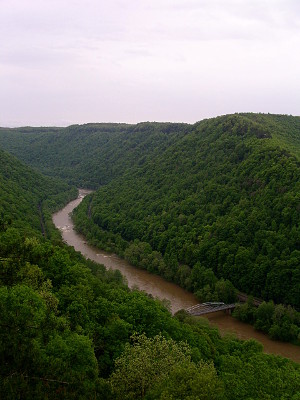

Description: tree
[145,360,224,400]
[213,279,237,303]
[109,333,192,399]
[254,301,275,333]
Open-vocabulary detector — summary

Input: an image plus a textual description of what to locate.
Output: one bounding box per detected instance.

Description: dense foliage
[0,123,188,188]
[0,114,299,185]
[70,115,300,310]
[1,113,299,326]
[3,115,297,309]
[233,297,300,342]
[0,148,76,238]
[1,224,300,399]
[0,131,300,398]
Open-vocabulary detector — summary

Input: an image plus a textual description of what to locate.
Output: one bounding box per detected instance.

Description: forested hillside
[242,113,300,159]
[72,114,300,310]
[0,114,299,306]
[0,148,76,237]
[0,139,300,399]
[0,123,188,188]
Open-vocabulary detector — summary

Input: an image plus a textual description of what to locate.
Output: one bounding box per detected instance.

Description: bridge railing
[186,302,236,316]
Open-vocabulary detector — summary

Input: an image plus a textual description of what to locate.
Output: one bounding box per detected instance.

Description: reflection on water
[53,189,300,363]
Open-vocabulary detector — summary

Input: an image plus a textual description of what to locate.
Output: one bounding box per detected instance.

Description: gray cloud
[1,0,299,126]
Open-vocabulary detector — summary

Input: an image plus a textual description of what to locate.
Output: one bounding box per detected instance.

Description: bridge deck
[186,303,236,316]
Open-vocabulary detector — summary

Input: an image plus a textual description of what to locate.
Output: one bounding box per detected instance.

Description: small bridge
[186,302,236,316]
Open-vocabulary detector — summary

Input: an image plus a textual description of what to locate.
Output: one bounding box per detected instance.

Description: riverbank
[53,190,300,363]
[53,189,198,314]
[204,311,300,362]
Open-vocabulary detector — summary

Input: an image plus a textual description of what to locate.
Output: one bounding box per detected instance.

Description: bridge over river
[186,302,236,316]
[53,190,300,363]
[186,294,264,317]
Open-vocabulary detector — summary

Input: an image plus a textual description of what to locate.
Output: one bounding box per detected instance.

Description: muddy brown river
[53,190,300,363]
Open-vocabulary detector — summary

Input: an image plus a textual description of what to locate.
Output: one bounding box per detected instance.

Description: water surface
[53,190,300,363]
[53,190,198,314]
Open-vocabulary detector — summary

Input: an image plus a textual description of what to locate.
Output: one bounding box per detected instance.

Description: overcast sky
[1,0,300,126]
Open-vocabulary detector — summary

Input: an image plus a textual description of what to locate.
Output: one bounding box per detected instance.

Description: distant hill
[0,147,76,237]
[240,113,300,160]
[0,122,188,188]
[0,113,299,307]
[70,114,300,307]
[1,115,300,398]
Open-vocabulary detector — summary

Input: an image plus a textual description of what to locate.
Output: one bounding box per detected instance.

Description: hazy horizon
[2,111,300,129]
[1,0,300,127]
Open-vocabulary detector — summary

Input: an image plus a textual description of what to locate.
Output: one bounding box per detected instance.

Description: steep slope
[242,113,300,160]
[2,127,300,399]
[0,114,299,307]
[72,114,300,308]
[0,114,299,187]
[0,123,188,188]
[0,147,76,236]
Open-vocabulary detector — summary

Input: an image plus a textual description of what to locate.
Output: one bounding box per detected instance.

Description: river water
[52,190,300,363]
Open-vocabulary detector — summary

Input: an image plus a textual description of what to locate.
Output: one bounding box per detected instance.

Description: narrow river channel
[53,189,300,363]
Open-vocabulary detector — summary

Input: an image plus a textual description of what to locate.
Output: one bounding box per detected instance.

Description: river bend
[52,190,300,363]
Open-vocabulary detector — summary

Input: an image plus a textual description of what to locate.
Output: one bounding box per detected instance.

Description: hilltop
[0,113,299,308]
[0,114,300,398]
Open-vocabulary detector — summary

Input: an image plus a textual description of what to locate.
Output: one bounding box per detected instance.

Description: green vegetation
[109,333,224,400]
[233,297,300,342]
[1,113,299,336]
[0,123,188,188]
[241,113,300,160]
[0,148,77,238]
[70,115,300,310]
[0,226,299,399]
[0,127,300,398]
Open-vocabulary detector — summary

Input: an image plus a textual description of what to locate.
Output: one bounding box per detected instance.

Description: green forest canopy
[0,113,299,306]
[0,143,299,398]
[0,148,76,237]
